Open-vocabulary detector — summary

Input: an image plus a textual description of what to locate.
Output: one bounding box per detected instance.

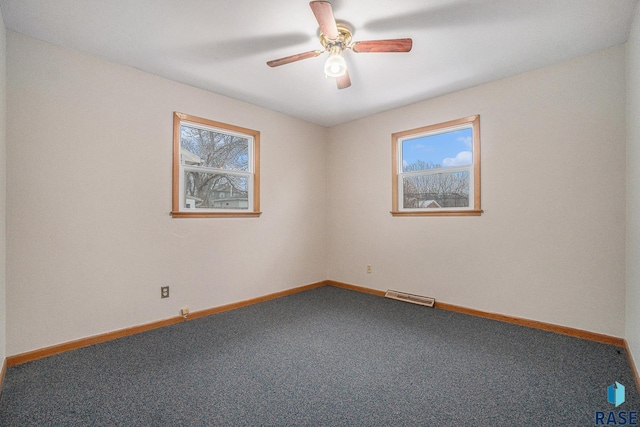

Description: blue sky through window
[402,127,473,172]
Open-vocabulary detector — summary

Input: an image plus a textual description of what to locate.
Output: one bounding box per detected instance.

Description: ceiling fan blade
[351,38,413,53]
[266,50,323,67]
[310,1,339,40]
[336,70,351,90]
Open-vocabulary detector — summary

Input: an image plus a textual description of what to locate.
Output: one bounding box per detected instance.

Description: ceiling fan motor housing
[319,23,353,51]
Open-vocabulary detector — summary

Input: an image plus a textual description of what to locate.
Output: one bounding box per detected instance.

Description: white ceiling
[1,0,638,127]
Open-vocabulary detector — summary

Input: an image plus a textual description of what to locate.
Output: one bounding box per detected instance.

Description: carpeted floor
[0,285,638,426]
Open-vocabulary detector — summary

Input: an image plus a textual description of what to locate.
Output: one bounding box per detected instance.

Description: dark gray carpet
[0,286,638,426]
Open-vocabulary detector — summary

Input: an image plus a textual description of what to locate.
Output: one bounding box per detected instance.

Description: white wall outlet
[367,265,372,274]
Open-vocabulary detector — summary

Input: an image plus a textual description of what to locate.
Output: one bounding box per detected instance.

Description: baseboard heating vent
[385,290,435,307]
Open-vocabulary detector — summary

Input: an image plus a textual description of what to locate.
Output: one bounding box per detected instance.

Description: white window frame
[391,115,482,217]
[171,112,261,218]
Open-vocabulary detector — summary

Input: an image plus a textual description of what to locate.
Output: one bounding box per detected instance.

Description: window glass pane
[403,171,470,209]
[180,125,249,171]
[184,171,249,210]
[402,127,473,172]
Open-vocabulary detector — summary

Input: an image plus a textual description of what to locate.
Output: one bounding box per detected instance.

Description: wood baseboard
[435,301,624,347]
[326,280,386,297]
[326,280,624,347]
[0,358,6,397]
[7,317,185,367]
[5,280,626,367]
[625,340,640,393]
[6,281,326,367]
[184,281,325,321]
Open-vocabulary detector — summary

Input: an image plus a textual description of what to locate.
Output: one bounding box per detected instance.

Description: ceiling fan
[266,1,413,89]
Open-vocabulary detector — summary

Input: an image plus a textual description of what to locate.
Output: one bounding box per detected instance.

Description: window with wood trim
[172,112,260,218]
[392,115,481,216]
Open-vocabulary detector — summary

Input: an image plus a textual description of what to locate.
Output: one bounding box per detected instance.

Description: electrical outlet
[367,265,372,274]
[180,307,190,317]
[161,286,169,298]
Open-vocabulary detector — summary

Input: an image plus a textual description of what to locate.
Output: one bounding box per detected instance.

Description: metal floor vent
[385,290,435,307]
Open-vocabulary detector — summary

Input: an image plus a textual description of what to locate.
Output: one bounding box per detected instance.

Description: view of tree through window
[172,112,260,218]
[401,127,472,209]
[181,125,249,209]
[392,115,481,216]
[403,169,470,208]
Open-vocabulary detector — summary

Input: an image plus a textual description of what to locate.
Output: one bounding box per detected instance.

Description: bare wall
[4,27,632,356]
[6,32,328,356]
[627,2,640,374]
[0,6,7,364]
[327,46,627,337]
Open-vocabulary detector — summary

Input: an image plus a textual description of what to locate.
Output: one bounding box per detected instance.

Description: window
[391,115,481,216]
[171,112,260,218]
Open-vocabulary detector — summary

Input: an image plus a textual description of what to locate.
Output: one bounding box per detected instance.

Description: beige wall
[5,32,328,355]
[0,7,6,364]
[327,46,627,337]
[3,26,635,357]
[627,2,640,375]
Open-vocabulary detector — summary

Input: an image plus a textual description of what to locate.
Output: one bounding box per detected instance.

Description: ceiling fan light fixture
[324,46,347,78]
[266,2,411,90]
